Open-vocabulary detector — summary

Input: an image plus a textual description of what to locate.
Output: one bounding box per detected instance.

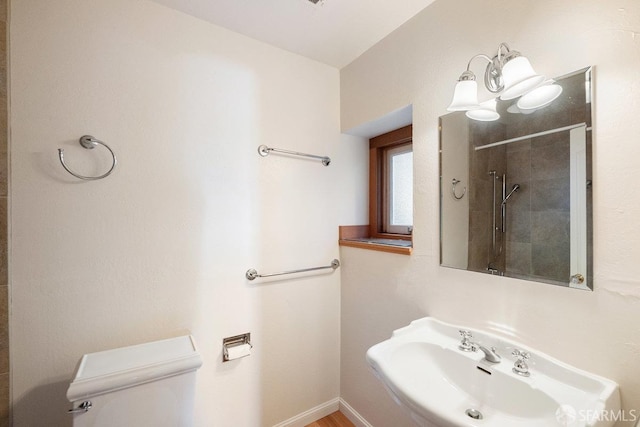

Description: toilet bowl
[67,335,203,427]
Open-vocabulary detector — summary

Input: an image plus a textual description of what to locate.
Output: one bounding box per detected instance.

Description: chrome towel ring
[451,178,466,200]
[58,135,117,180]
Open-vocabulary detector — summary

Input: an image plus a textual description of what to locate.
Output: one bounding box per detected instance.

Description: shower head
[501,184,520,205]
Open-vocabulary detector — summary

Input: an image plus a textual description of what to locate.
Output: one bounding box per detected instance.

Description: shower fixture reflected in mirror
[487,171,521,275]
[503,184,520,205]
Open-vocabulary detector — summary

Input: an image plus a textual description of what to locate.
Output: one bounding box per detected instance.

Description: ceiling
[150,0,437,68]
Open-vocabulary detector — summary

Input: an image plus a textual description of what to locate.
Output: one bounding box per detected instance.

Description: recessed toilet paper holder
[223,333,252,362]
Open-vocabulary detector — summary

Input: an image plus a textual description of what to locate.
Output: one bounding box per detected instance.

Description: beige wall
[9,0,367,426]
[340,0,640,426]
[0,0,7,425]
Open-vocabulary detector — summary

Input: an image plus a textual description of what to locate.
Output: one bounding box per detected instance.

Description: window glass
[387,145,413,233]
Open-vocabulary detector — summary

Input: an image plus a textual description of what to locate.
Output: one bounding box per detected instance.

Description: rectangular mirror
[439,67,593,290]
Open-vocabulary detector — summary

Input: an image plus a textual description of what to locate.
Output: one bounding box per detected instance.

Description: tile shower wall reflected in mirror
[441,68,592,289]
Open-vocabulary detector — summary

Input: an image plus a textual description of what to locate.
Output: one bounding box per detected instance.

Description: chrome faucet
[474,344,501,364]
[458,330,501,363]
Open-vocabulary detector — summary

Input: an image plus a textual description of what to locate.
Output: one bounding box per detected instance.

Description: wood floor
[305,411,355,427]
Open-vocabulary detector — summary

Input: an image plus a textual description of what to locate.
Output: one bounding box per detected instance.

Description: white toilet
[67,335,203,427]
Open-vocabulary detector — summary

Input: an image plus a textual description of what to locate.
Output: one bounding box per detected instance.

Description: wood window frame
[369,124,413,241]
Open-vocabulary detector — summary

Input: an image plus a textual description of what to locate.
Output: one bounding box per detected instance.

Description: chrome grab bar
[489,170,498,259]
[258,144,331,166]
[501,173,506,233]
[246,259,340,281]
[58,135,117,180]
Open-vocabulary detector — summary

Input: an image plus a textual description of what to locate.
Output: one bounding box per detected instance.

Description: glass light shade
[447,80,479,111]
[466,99,499,121]
[499,56,545,100]
[517,83,563,111]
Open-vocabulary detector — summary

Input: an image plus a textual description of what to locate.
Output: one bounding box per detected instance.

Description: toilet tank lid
[67,335,203,402]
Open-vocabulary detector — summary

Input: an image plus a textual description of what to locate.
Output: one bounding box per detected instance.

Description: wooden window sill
[338,225,412,255]
[339,238,412,255]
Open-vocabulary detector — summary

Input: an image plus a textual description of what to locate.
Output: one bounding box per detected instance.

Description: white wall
[9,0,367,426]
[340,0,640,426]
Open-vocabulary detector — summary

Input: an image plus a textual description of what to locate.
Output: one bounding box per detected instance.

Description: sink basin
[366,317,620,427]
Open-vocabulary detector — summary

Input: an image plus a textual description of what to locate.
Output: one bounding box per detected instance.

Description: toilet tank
[67,335,203,427]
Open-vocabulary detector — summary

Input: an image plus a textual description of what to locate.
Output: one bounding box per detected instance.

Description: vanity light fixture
[447,43,562,120]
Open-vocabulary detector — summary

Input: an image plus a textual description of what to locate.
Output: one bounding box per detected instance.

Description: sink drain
[465,408,483,420]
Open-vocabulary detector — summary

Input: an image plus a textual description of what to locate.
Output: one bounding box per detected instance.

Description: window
[369,125,413,239]
[338,124,412,255]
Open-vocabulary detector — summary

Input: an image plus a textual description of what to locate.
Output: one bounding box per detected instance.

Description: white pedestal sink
[367,317,620,427]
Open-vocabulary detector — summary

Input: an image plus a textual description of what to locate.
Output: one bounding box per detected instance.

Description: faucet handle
[458,330,475,352]
[512,349,530,360]
[459,329,472,339]
[512,349,531,377]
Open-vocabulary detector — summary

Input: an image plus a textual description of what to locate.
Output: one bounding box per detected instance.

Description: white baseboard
[272,398,340,427]
[339,398,374,427]
[271,397,373,427]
